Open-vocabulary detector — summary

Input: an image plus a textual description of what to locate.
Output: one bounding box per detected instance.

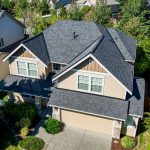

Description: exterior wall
[121,117,139,137]
[59,109,114,135]
[9,52,46,79]
[58,58,126,99]
[45,63,52,78]
[0,53,9,80]
[13,48,35,58]
[0,14,24,47]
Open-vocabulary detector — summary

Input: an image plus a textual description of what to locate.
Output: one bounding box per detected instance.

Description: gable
[12,47,35,59]
[75,57,107,73]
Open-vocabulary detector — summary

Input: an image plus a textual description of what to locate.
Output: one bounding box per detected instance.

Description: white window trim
[15,59,39,78]
[76,71,105,95]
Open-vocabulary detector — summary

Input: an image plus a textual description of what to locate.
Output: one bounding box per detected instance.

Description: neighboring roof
[0,74,53,98]
[106,0,120,5]
[108,28,136,62]
[48,88,129,120]
[22,33,50,65]
[127,77,145,117]
[0,39,25,53]
[43,20,103,64]
[0,10,25,28]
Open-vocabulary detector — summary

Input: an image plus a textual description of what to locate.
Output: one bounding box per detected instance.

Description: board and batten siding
[0,14,24,47]
[13,48,35,59]
[0,53,9,80]
[58,57,126,99]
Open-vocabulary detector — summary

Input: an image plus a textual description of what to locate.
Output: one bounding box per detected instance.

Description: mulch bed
[111,136,138,150]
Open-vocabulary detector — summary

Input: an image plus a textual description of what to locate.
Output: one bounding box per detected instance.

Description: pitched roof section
[22,33,50,65]
[0,74,53,98]
[43,20,103,64]
[127,77,145,117]
[93,26,134,93]
[0,10,25,28]
[108,28,136,62]
[48,88,129,120]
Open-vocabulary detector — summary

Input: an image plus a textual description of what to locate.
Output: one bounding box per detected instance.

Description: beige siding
[45,63,52,78]
[58,58,126,99]
[0,53,9,80]
[75,58,106,73]
[60,109,114,135]
[9,57,46,79]
[13,48,35,58]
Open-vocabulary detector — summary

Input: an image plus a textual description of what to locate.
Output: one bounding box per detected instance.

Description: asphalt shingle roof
[48,88,129,120]
[22,33,50,65]
[43,20,103,64]
[127,77,145,117]
[0,74,53,98]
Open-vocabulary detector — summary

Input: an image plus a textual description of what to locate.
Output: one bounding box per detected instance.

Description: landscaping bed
[0,121,17,149]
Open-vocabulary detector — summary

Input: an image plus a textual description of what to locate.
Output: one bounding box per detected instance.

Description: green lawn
[137,126,150,150]
[0,122,17,149]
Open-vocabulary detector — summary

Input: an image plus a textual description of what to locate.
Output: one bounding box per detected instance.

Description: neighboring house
[76,0,120,14]
[0,10,25,80]
[54,0,120,14]
[0,21,145,139]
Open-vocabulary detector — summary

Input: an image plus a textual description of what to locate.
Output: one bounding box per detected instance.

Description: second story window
[53,63,61,71]
[17,61,38,78]
[77,73,104,94]
[0,38,4,47]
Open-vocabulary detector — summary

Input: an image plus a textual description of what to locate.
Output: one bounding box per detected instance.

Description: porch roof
[0,74,53,98]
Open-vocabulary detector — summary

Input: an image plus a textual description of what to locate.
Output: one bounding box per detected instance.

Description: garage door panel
[61,109,113,135]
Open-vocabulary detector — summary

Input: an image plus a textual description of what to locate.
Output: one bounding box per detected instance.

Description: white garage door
[61,109,113,135]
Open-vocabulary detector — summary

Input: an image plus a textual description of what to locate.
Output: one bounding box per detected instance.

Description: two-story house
[0,10,25,80]
[1,20,145,139]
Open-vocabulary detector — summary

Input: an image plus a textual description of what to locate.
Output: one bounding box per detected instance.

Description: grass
[137,125,150,150]
[0,122,17,149]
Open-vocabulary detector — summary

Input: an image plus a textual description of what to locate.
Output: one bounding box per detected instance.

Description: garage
[60,109,114,136]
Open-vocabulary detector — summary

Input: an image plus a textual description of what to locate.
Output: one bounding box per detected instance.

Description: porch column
[52,107,60,121]
[35,97,41,110]
[112,120,122,139]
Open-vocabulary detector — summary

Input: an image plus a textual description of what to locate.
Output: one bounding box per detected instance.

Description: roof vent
[73,32,78,39]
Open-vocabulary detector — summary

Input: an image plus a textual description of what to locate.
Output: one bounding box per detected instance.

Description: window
[17,61,27,76]
[53,63,61,71]
[78,75,89,90]
[91,77,103,93]
[0,38,4,47]
[77,73,104,94]
[17,61,38,78]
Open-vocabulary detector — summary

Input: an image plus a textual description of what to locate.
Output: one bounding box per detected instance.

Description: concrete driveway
[35,125,112,150]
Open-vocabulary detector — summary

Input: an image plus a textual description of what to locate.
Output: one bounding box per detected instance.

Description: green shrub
[20,127,29,137]
[19,118,31,128]
[4,103,38,122]
[80,6,91,18]
[6,145,20,150]
[3,95,9,103]
[19,136,44,150]
[121,136,136,149]
[44,118,63,134]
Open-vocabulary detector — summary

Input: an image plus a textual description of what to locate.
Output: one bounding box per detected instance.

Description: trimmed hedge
[19,136,44,150]
[44,118,63,134]
[6,145,20,150]
[4,103,38,122]
[121,136,136,149]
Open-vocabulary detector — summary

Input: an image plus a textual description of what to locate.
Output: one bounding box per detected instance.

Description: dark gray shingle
[48,88,129,120]
[127,77,145,117]
[22,33,50,65]
[0,75,52,98]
